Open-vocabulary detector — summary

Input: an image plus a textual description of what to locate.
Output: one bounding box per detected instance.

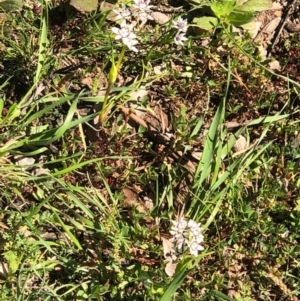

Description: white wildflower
[188,220,203,238]
[170,218,188,233]
[169,217,204,257]
[188,239,204,257]
[113,5,132,21]
[111,21,139,52]
[133,0,153,11]
[169,231,184,241]
[174,32,187,46]
[139,10,153,25]
[132,0,153,25]
[191,229,204,242]
[172,17,188,33]
[187,219,198,229]
[169,234,185,251]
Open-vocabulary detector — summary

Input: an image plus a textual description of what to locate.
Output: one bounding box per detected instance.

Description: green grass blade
[194,98,224,189]
[160,267,191,301]
[51,209,82,250]
[35,4,49,83]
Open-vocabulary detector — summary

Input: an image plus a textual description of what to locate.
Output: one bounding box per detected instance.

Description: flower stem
[99,46,126,124]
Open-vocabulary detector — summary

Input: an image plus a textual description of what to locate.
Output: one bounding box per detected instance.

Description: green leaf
[109,53,118,85]
[160,267,191,301]
[194,96,225,188]
[227,10,254,26]
[296,199,300,211]
[70,0,98,12]
[0,99,4,117]
[240,20,261,37]
[51,209,82,250]
[0,0,22,11]
[235,0,272,12]
[28,124,49,135]
[4,250,21,274]
[35,7,49,83]
[193,16,219,30]
[26,95,89,146]
[1,103,20,125]
[247,114,290,126]
[211,0,235,19]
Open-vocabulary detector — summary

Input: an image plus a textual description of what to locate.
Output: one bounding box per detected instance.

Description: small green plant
[191,0,272,31]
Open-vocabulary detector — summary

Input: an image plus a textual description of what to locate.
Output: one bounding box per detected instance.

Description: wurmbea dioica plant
[169,217,204,256]
[100,0,153,122]
[172,17,188,46]
[100,0,189,122]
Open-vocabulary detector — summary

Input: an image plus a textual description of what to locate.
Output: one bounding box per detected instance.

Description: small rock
[268,60,281,71]
[14,156,35,170]
[150,11,171,24]
[233,135,247,152]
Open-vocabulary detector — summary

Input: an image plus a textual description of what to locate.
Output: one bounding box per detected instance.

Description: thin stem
[99,46,127,123]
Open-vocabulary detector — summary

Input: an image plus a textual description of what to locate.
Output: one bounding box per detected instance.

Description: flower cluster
[112,20,139,53]
[132,0,153,25]
[169,217,204,256]
[112,0,154,52]
[172,17,188,46]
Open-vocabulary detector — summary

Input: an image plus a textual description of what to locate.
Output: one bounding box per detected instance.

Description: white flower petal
[114,5,132,21]
[172,17,188,33]
[111,21,139,51]
[133,0,153,11]
[174,33,187,46]
[129,44,138,51]
[192,234,204,243]
[178,218,188,230]
[169,217,204,257]
[128,32,138,39]
[188,240,204,256]
[171,232,185,242]
[169,229,178,235]
[112,27,120,34]
[120,20,127,28]
[187,219,198,228]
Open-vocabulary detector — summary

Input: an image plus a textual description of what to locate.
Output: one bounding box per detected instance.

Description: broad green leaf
[35,8,49,83]
[175,256,195,272]
[109,53,118,85]
[160,267,191,301]
[194,97,225,188]
[211,137,224,186]
[227,10,254,26]
[0,0,22,11]
[247,114,289,125]
[70,0,98,12]
[190,117,204,139]
[235,0,272,12]
[211,0,235,19]
[240,20,261,37]
[193,16,219,30]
